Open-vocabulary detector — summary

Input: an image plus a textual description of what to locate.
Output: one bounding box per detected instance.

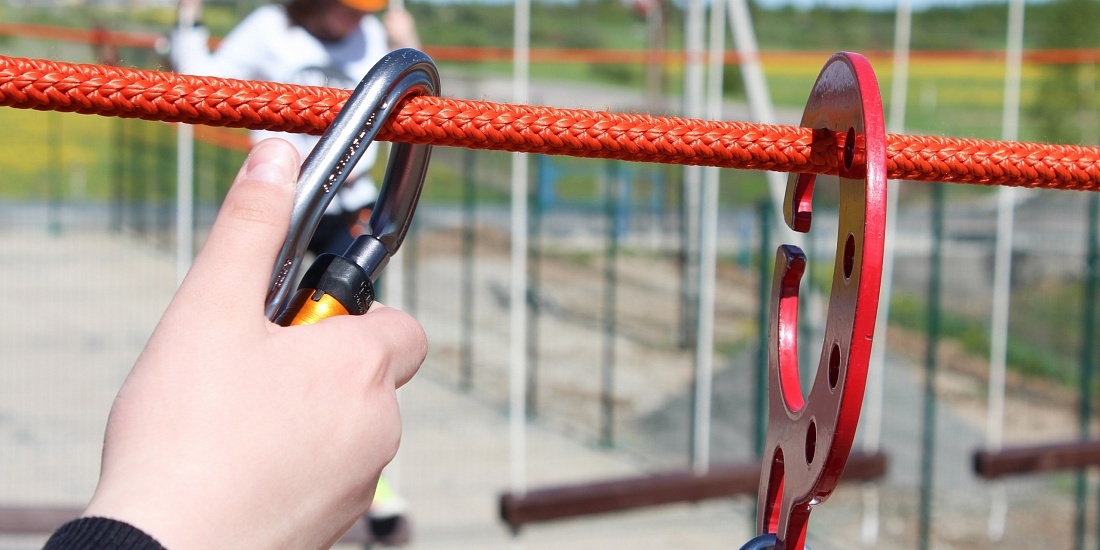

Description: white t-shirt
[172,5,388,213]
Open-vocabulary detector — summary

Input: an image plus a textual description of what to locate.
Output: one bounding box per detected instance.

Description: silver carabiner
[264,48,440,321]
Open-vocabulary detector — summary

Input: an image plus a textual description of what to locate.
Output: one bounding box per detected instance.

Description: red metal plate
[755,52,887,550]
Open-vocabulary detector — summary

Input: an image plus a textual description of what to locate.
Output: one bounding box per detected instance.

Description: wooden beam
[974,440,1100,479]
[0,506,79,535]
[499,450,888,530]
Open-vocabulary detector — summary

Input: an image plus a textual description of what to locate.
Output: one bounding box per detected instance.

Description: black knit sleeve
[43,517,167,550]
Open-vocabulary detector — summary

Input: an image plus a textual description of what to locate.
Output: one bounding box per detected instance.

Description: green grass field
[0,109,116,200]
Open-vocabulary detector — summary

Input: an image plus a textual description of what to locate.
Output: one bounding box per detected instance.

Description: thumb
[178,138,300,314]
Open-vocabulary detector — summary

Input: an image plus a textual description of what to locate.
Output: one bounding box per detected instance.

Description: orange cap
[339,0,387,12]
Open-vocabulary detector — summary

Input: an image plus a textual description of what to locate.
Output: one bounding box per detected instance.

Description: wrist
[82,484,213,550]
[45,517,167,550]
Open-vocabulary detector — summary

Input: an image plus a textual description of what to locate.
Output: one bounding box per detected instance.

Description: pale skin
[82,138,427,549]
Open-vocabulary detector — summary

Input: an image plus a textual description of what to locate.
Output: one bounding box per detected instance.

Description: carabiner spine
[265,48,440,323]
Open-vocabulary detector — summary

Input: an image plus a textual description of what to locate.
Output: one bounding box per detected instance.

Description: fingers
[180,139,300,314]
[308,302,427,389]
[366,303,427,388]
[173,137,425,391]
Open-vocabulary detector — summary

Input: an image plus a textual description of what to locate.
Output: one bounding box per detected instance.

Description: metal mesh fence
[4,20,1100,550]
[7,115,1100,548]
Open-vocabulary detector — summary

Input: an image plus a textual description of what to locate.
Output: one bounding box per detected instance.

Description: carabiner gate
[264,48,440,323]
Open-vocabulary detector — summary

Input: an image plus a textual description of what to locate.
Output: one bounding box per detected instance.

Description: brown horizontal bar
[974,440,1100,479]
[499,450,888,530]
[0,505,80,535]
[0,505,393,544]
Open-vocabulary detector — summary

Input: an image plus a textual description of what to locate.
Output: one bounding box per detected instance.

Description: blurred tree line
[408,0,1099,53]
[1025,0,1100,144]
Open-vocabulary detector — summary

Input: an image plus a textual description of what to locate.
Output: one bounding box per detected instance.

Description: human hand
[177,0,203,26]
[81,138,427,549]
[384,9,420,50]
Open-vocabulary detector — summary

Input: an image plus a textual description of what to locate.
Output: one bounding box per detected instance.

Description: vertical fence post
[134,50,154,238]
[215,139,237,219]
[527,156,546,416]
[683,170,700,464]
[405,216,419,316]
[160,123,175,249]
[615,167,632,238]
[176,124,194,282]
[1076,192,1099,550]
[681,0,704,356]
[751,199,772,530]
[133,121,148,237]
[646,168,664,232]
[918,182,945,550]
[111,118,126,233]
[459,149,477,392]
[680,172,700,351]
[175,0,197,283]
[754,200,771,457]
[509,0,532,501]
[600,162,621,447]
[126,119,137,234]
[47,112,62,235]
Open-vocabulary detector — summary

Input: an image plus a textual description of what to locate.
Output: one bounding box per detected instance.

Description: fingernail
[244,140,299,186]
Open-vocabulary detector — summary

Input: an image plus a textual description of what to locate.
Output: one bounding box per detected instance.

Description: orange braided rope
[3,55,1100,191]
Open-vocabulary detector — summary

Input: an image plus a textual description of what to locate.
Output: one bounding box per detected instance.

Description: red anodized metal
[755,52,887,550]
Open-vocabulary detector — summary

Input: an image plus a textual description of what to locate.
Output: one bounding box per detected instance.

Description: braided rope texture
[3,55,1100,191]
